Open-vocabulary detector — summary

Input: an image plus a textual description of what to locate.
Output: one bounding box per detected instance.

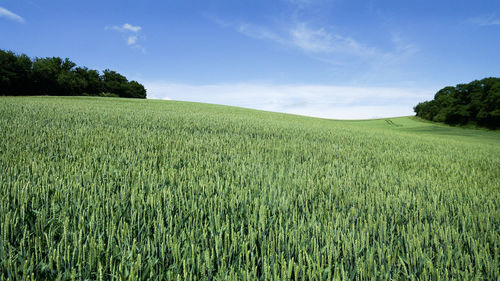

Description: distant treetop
[414,78,500,129]
[0,49,146,99]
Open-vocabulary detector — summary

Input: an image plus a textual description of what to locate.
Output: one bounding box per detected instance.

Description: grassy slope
[342,117,500,146]
[0,96,499,280]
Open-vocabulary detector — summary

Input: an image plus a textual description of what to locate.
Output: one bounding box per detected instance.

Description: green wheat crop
[0,96,499,280]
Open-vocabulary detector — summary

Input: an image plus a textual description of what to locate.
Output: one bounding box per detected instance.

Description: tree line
[414,77,500,129]
[0,49,146,98]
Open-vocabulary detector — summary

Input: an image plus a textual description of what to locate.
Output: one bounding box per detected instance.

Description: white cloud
[127,35,138,45]
[289,23,379,57]
[0,6,25,23]
[145,82,433,119]
[207,15,286,44]
[213,18,416,68]
[106,23,144,51]
[237,23,286,43]
[390,34,418,57]
[123,23,141,32]
[132,44,146,53]
[106,23,142,33]
[290,24,334,53]
[469,14,500,26]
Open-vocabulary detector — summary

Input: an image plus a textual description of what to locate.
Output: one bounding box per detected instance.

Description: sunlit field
[1,96,499,280]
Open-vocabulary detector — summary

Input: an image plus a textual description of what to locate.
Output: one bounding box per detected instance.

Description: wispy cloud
[289,23,379,57]
[106,23,142,33]
[212,16,416,69]
[216,19,377,57]
[0,6,25,23]
[290,24,334,53]
[469,14,500,26]
[106,23,144,51]
[122,23,141,32]
[127,35,138,45]
[237,23,286,43]
[208,0,419,69]
[145,82,432,119]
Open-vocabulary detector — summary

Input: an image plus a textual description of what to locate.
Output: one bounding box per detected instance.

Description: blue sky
[1,0,499,118]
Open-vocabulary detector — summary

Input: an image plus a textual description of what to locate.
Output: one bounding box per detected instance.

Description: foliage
[0,96,499,280]
[0,49,146,98]
[414,78,500,128]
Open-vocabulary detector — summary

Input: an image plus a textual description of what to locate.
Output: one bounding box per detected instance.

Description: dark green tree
[74,67,102,95]
[414,78,500,129]
[102,69,129,97]
[0,50,32,95]
[128,81,147,98]
[1,49,146,98]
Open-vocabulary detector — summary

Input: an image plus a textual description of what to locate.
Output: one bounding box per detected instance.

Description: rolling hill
[1,96,498,280]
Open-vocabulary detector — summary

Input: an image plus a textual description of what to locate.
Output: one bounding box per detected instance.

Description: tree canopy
[414,78,500,129]
[0,49,146,98]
